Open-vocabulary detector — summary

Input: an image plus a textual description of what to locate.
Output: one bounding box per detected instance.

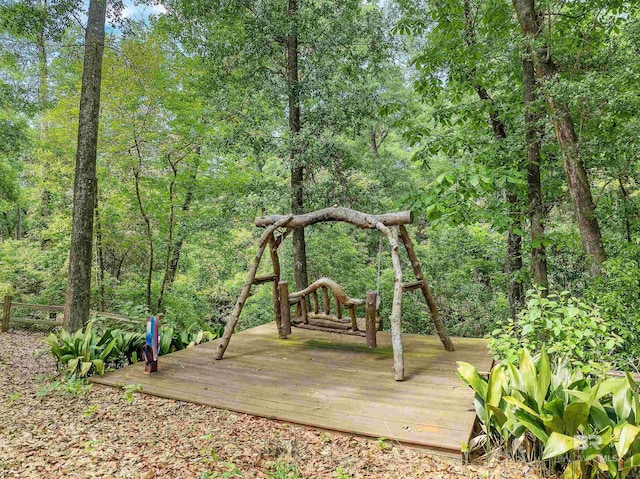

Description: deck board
[90,322,491,458]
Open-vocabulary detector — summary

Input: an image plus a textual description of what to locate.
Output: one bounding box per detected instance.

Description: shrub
[458,350,640,478]
[585,247,640,370]
[489,288,622,373]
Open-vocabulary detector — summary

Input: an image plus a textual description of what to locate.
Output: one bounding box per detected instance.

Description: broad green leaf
[99,338,118,360]
[536,348,551,407]
[67,357,80,374]
[519,349,538,407]
[486,364,506,409]
[80,361,93,377]
[614,386,633,421]
[615,423,640,458]
[514,409,548,442]
[487,405,508,427]
[563,402,589,436]
[93,359,105,376]
[456,362,488,398]
[542,432,579,460]
[503,396,540,417]
[623,453,640,474]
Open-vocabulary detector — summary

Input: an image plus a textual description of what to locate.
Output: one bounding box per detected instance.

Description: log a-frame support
[214,207,454,381]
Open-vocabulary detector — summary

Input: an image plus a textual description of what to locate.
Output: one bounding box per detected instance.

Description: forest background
[1,0,639,368]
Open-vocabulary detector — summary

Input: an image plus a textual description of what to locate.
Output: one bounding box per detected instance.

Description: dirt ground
[0,330,543,478]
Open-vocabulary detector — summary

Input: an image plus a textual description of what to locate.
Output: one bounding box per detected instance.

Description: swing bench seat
[280,277,381,348]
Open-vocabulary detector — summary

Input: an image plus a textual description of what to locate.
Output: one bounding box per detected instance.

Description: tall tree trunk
[287,0,308,292]
[511,0,605,276]
[64,0,106,331]
[94,188,106,311]
[133,140,153,313]
[522,56,549,290]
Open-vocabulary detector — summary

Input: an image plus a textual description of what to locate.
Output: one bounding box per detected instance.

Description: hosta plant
[458,349,640,478]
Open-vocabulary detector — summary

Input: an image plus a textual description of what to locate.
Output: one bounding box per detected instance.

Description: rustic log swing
[214,207,454,381]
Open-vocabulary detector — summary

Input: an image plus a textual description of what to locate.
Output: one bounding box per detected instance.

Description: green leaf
[456,362,488,398]
[67,357,80,374]
[514,409,548,442]
[503,396,540,417]
[536,348,551,406]
[542,432,579,460]
[486,365,506,409]
[623,453,640,474]
[99,338,118,361]
[563,402,589,436]
[614,386,633,421]
[79,361,93,377]
[92,359,105,376]
[519,349,538,407]
[561,461,583,479]
[615,423,640,458]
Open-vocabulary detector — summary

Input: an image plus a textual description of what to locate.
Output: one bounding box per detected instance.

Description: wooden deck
[90,322,492,458]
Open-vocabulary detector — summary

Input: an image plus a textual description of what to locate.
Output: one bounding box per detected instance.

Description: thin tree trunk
[15,207,22,240]
[133,139,153,312]
[156,153,198,311]
[287,0,308,292]
[522,56,549,290]
[619,175,632,243]
[36,0,47,140]
[64,0,106,331]
[37,1,52,219]
[511,0,605,276]
[462,0,524,317]
[157,155,177,312]
[506,192,525,318]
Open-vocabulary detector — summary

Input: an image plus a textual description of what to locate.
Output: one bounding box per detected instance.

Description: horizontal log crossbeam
[256,207,413,229]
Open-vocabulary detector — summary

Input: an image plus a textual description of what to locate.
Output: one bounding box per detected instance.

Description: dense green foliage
[0,0,638,368]
[459,351,640,478]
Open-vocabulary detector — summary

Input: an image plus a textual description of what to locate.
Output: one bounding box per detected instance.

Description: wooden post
[388,227,404,380]
[348,306,357,330]
[278,281,291,337]
[365,291,377,348]
[322,287,330,314]
[2,296,11,333]
[312,291,319,313]
[399,225,454,352]
[268,233,283,337]
[215,216,292,360]
[335,297,342,319]
[301,296,308,323]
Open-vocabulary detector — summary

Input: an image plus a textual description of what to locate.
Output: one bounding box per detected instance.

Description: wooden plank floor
[90,322,491,458]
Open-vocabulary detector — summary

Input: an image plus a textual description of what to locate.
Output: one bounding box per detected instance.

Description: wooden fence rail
[1,295,139,332]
